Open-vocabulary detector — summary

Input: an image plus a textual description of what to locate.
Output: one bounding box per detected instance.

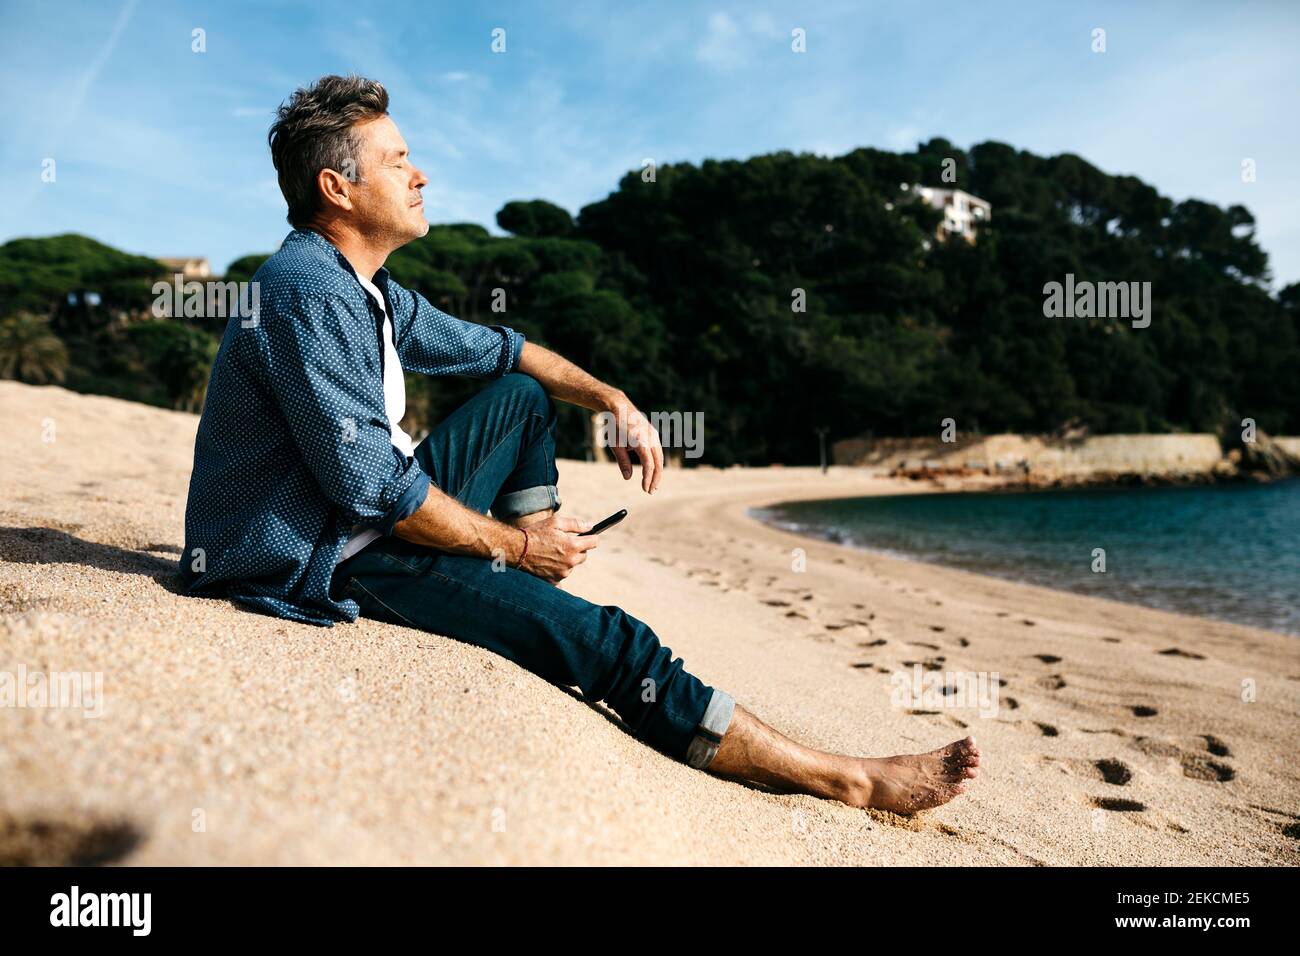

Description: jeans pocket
[344,573,422,629]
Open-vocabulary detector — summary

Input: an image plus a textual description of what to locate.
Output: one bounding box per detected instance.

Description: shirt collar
[287,227,392,290]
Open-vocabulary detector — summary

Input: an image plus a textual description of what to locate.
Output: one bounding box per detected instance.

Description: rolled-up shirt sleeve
[260,289,430,529]
[389,283,525,379]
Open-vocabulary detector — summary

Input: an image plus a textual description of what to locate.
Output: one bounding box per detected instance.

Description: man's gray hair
[267,74,389,228]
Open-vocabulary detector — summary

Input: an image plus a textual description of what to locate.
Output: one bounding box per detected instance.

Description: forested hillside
[3,139,1296,465]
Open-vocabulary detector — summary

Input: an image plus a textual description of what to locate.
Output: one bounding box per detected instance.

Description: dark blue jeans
[331,373,734,768]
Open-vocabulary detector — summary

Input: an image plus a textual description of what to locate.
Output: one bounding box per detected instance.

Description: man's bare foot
[839,736,980,814]
[708,706,980,815]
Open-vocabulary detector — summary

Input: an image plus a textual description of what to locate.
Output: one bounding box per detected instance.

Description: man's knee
[498,372,553,419]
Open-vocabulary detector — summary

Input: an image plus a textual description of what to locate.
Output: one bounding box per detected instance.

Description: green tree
[224,253,272,284]
[127,320,219,411]
[497,199,574,238]
[0,311,69,384]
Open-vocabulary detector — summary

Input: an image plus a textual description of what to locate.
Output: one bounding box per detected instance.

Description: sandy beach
[2,379,1298,865]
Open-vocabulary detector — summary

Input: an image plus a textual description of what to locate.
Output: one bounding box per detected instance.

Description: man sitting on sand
[179,74,979,814]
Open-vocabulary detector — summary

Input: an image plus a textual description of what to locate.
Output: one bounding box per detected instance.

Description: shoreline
[3,382,1298,865]
[744,479,1300,639]
[888,466,1299,491]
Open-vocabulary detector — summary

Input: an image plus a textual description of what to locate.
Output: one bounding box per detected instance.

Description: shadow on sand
[0,526,181,592]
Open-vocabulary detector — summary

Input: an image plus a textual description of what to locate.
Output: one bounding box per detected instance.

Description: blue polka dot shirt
[179,228,525,625]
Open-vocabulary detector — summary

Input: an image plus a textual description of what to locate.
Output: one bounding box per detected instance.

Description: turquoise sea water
[750,480,1300,636]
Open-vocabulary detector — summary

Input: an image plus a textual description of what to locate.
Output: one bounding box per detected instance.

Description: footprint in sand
[1037,675,1067,691]
[908,641,941,650]
[1085,795,1190,833]
[929,625,946,633]
[1158,647,1206,660]
[1001,719,1059,736]
[1179,754,1235,782]
[857,639,888,648]
[1095,758,1134,785]
[1089,796,1145,812]
[1239,806,1300,841]
[903,709,968,729]
[1032,654,1062,664]
[0,811,142,866]
[1202,734,1232,757]
[687,567,720,579]
[1131,705,1158,718]
[1131,736,1236,782]
[1036,755,1132,786]
[900,658,946,672]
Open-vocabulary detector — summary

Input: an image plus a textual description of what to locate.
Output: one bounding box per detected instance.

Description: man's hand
[515,342,665,494]
[608,397,664,494]
[516,515,601,583]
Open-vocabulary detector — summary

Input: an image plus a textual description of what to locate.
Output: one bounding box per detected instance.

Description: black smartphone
[579,509,627,536]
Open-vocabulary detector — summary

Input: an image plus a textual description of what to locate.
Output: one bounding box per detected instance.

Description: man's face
[346,114,429,245]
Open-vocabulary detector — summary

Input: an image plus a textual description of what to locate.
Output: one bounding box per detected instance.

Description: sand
[2,379,1297,865]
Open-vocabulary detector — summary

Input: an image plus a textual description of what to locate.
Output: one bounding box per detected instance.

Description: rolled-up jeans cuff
[493,484,561,520]
[685,688,735,770]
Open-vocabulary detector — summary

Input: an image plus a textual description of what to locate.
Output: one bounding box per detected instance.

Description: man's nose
[412,166,429,189]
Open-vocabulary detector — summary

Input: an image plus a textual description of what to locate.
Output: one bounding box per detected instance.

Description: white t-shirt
[337,274,416,563]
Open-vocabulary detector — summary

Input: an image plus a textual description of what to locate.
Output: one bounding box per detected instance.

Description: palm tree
[0,311,69,384]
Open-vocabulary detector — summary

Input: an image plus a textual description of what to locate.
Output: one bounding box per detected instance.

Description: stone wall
[1275,437,1300,459]
[832,433,1232,477]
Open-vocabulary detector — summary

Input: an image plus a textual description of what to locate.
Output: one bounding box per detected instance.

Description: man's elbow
[332,467,430,536]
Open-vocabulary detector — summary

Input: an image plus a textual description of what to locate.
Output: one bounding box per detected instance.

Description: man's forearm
[391,482,524,562]
[516,341,625,412]
[389,342,630,556]
[517,339,663,492]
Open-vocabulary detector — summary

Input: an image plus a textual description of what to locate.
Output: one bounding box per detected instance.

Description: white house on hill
[909,186,991,243]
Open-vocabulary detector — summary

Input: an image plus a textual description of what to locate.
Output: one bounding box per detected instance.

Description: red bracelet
[516,527,529,567]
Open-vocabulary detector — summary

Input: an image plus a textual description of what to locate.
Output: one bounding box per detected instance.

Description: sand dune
[2,380,1297,865]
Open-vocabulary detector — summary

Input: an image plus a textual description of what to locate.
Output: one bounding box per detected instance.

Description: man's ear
[317,167,355,214]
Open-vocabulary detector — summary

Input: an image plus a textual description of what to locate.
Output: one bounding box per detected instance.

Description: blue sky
[2,0,1298,286]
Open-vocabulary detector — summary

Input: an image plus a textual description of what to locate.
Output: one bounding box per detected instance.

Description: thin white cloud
[62,0,138,132]
[695,12,747,71]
